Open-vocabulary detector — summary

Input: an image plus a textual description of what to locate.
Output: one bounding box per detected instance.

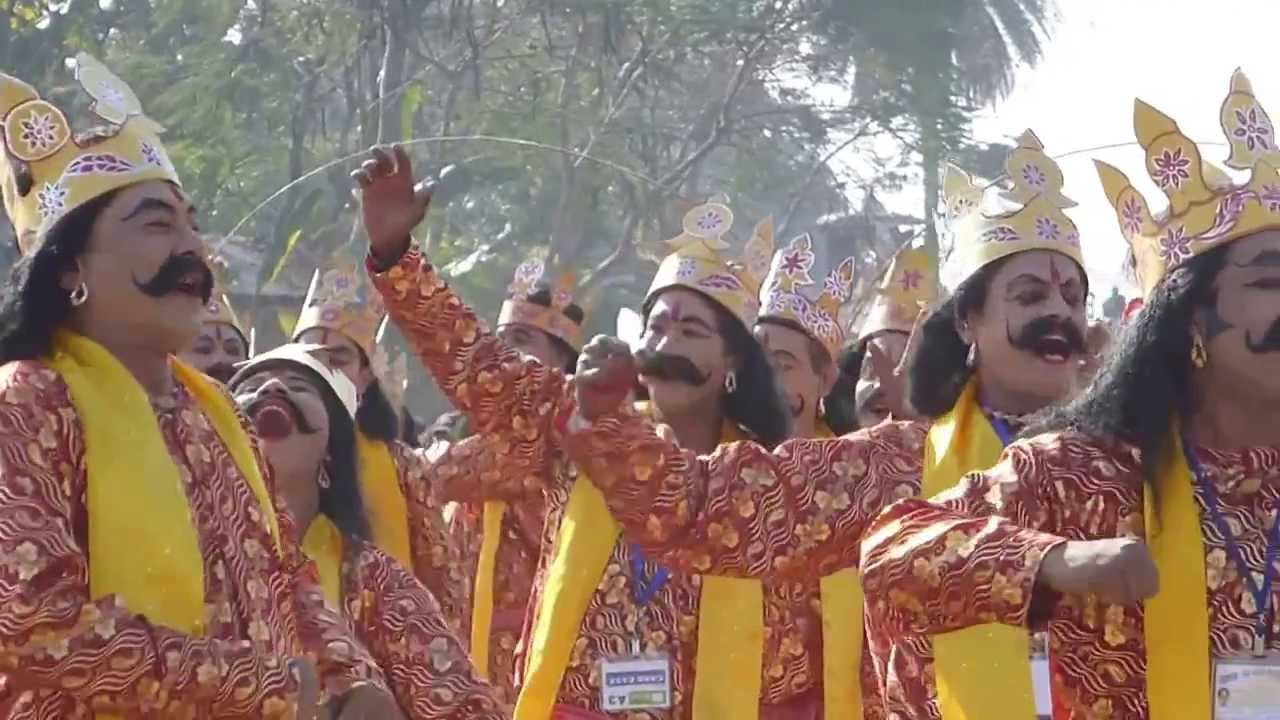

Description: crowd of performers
[0,52,1278,720]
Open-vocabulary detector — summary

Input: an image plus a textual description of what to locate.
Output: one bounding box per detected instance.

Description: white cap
[230,342,358,418]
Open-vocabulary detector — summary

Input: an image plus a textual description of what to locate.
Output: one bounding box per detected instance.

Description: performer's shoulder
[0,358,71,406]
[1010,428,1142,472]
[851,417,931,446]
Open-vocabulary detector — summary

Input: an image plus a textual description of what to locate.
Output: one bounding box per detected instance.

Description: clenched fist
[1037,537,1159,606]
[573,335,636,421]
[351,145,434,266]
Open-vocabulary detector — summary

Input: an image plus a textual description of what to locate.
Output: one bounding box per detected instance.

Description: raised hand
[1037,537,1159,606]
[350,145,433,266]
[573,334,637,422]
[867,308,927,420]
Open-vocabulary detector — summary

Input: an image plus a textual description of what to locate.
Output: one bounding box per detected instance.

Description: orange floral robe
[369,247,762,717]
[0,360,387,718]
[337,536,508,719]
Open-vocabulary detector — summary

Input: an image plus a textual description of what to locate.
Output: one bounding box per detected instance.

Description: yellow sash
[356,433,413,569]
[49,330,280,720]
[471,500,509,677]
[302,515,346,609]
[922,379,1036,720]
[1143,428,1212,719]
[514,413,760,720]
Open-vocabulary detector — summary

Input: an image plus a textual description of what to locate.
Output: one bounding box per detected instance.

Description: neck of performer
[652,400,725,454]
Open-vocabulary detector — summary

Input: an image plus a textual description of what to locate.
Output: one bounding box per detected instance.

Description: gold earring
[1191,332,1208,369]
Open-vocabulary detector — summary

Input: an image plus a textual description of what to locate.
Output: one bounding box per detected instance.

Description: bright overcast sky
[867,0,1280,300]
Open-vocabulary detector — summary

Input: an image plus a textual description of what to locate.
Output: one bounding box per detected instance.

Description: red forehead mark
[667,300,685,324]
[1049,255,1063,288]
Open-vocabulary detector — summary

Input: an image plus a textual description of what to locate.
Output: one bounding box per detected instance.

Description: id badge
[1213,655,1280,719]
[599,653,672,712]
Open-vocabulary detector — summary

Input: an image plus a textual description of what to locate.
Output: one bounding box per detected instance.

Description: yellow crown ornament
[1096,69,1280,296]
[203,251,245,337]
[1,53,179,254]
[943,129,1084,288]
[646,202,775,329]
[496,251,585,350]
[857,245,938,345]
[293,253,387,359]
[758,232,855,358]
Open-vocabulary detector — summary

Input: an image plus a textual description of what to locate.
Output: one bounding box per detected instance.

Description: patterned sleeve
[348,542,508,720]
[561,408,927,580]
[367,247,570,455]
[859,433,1083,636]
[426,432,547,504]
[0,363,300,717]
[230,394,392,703]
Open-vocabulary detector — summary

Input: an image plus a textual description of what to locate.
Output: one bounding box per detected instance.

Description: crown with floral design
[758,233,854,357]
[943,129,1084,287]
[293,255,387,358]
[646,203,774,330]
[496,251,584,350]
[1096,69,1280,296]
[1,53,179,253]
[858,245,938,344]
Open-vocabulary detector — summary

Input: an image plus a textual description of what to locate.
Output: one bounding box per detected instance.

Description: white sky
[865,0,1280,300]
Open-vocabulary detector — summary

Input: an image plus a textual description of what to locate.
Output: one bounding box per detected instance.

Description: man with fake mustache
[352,142,795,719]
[229,343,509,719]
[0,55,395,718]
[551,130,1092,720]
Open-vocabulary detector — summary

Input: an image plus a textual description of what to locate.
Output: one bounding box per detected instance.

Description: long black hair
[356,377,400,442]
[906,257,1009,419]
[0,190,117,363]
[824,343,860,435]
[643,290,790,448]
[525,286,585,374]
[1028,245,1231,481]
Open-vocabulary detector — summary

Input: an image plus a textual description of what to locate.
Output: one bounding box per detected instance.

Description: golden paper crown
[758,233,854,357]
[1,53,179,252]
[943,130,1084,287]
[858,246,938,344]
[646,203,774,330]
[203,252,244,333]
[293,256,387,358]
[496,251,584,350]
[1096,69,1280,296]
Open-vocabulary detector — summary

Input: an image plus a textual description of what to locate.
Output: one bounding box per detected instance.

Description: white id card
[1213,657,1280,719]
[1031,657,1053,719]
[599,654,672,712]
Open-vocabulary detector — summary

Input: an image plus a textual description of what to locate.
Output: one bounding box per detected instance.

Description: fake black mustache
[1006,315,1086,355]
[634,349,709,386]
[1245,317,1280,354]
[206,363,237,383]
[246,395,321,434]
[133,253,214,303]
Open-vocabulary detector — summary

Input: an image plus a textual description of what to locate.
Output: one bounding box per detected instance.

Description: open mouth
[1030,334,1074,364]
[251,398,296,439]
[174,271,206,299]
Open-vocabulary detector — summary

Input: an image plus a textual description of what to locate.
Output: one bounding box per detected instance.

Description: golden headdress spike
[293,252,387,358]
[759,231,855,357]
[1097,69,1280,296]
[496,249,585,350]
[1000,130,1075,208]
[942,163,983,220]
[858,246,938,344]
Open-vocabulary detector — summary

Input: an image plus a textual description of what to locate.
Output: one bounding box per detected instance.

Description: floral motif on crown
[496,250,584,350]
[857,246,938,343]
[758,232,855,357]
[1,53,179,247]
[1095,68,1280,296]
[942,129,1084,287]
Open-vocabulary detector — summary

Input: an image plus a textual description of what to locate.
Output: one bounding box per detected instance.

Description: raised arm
[420,431,549,505]
[348,543,508,720]
[560,403,927,581]
[0,366,299,717]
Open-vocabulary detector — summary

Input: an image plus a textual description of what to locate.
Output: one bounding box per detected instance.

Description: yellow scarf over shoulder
[1143,427,1212,719]
[514,409,762,720]
[302,514,346,608]
[48,331,280,720]
[922,379,1036,720]
[356,432,413,569]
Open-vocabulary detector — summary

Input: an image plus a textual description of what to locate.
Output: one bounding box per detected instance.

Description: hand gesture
[573,335,637,422]
[866,308,926,420]
[350,145,433,265]
[1037,538,1159,606]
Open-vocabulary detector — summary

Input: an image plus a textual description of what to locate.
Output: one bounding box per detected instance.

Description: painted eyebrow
[122,197,177,221]
[773,348,800,364]
[1237,248,1280,268]
[678,315,715,333]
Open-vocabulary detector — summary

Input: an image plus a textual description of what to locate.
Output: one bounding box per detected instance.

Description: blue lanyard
[987,413,1016,448]
[629,545,670,607]
[1183,437,1280,652]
